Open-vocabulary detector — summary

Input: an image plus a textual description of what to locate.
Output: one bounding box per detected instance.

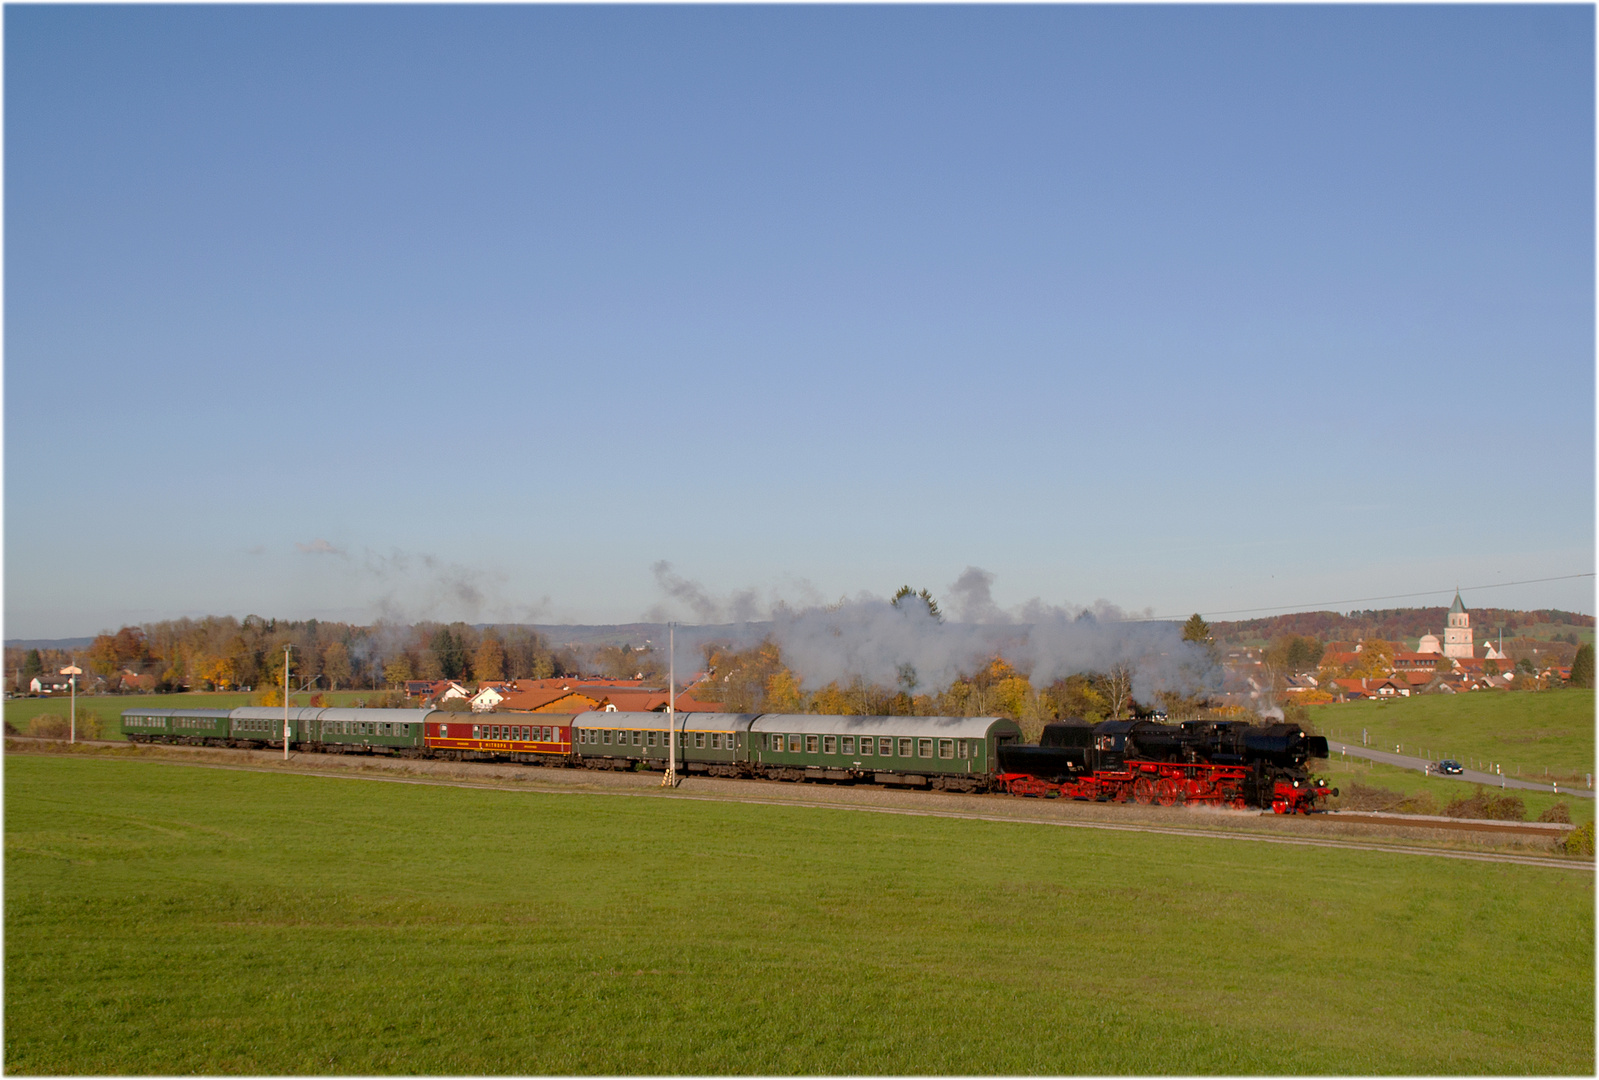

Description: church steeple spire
[1444,590,1472,658]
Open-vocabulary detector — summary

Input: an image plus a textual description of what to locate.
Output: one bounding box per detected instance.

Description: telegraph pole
[663,622,679,787]
[61,664,82,743]
[283,645,293,761]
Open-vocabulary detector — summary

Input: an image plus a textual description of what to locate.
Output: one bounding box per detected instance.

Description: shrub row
[23,713,104,740]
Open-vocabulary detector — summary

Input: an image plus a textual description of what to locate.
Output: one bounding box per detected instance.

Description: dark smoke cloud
[353,548,512,625]
[647,561,762,625]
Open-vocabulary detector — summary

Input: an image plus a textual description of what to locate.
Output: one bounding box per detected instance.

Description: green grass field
[1310,688,1595,782]
[4,691,389,740]
[5,755,1592,1074]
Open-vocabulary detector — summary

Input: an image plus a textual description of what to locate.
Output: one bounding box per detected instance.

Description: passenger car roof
[750,715,1016,738]
[571,711,756,731]
[312,708,438,722]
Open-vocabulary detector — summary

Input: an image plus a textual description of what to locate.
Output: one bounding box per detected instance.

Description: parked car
[1437,759,1465,775]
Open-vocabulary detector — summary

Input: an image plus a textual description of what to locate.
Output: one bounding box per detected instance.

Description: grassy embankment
[1318,756,1594,825]
[1307,689,1595,821]
[4,691,386,741]
[6,754,1593,1074]
[1310,688,1593,779]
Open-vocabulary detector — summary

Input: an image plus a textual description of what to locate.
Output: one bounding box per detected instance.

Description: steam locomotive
[997,717,1335,813]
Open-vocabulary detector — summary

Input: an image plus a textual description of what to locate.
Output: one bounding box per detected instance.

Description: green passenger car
[228,707,325,747]
[571,711,687,769]
[675,713,756,775]
[748,715,1021,791]
[307,708,432,754]
[121,708,231,742]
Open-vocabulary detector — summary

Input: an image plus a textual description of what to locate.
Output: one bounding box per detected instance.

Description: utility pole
[663,622,679,787]
[283,645,293,761]
[61,664,82,743]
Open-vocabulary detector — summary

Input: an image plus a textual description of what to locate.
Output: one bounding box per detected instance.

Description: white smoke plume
[647,564,1220,703]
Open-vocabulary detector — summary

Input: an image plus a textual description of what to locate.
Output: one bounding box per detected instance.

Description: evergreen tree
[1181,613,1212,644]
[1570,643,1594,689]
[21,649,42,679]
[891,586,942,622]
[434,627,465,680]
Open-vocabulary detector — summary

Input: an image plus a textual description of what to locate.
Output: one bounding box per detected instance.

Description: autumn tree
[87,634,121,679]
[474,632,506,683]
[701,639,789,712]
[384,655,414,687]
[595,644,647,680]
[1042,674,1108,722]
[503,627,558,680]
[1103,662,1135,720]
[202,656,235,690]
[415,649,443,681]
[322,642,352,689]
[1350,641,1396,678]
[765,669,805,712]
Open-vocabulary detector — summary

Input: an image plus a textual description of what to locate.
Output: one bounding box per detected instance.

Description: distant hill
[528,623,769,649]
[1212,608,1593,646]
[4,637,95,652]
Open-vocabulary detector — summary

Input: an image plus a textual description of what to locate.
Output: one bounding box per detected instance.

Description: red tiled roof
[496,689,601,713]
[670,695,724,713]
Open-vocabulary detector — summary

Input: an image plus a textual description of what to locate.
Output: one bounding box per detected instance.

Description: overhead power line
[1138,572,1596,623]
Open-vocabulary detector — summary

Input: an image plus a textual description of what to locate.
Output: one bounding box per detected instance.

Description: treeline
[4,618,580,694]
[693,637,1218,742]
[1215,607,1593,646]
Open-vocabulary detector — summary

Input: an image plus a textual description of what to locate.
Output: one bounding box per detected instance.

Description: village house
[469,682,515,712]
[28,674,72,694]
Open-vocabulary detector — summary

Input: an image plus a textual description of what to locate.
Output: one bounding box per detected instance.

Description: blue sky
[6,5,1594,638]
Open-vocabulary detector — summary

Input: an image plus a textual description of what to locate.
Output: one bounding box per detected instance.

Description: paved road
[1328,741,1594,800]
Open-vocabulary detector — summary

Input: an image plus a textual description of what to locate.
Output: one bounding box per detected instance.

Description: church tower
[1443,591,1473,659]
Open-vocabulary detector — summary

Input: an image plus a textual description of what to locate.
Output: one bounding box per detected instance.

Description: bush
[359,692,405,709]
[27,714,68,738]
[1444,787,1526,821]
[1561,820,1594,857]
[1394,791,1439,816]
[25,711,103,739]
[4,719,18,735]
[1539,802,1572,824]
